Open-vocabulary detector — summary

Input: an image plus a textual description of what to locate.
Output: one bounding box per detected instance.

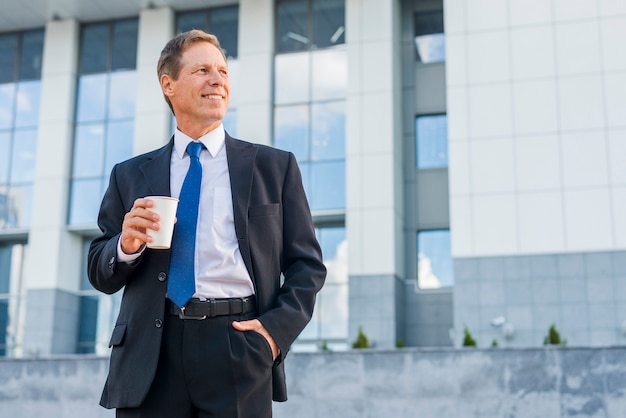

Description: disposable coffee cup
[145,196,179,249]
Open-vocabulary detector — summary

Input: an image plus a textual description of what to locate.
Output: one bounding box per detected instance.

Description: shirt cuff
[117,236,145,264]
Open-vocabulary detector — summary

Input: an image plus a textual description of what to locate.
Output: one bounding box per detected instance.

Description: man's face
[162,42,230,136]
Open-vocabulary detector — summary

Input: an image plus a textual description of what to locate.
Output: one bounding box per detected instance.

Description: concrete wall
[2,347,626,417]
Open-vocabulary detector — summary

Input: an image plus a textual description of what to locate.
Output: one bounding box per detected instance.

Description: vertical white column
[134,7,175,155]
[22,18,82,355]
[345,0,404,348]
[27,18,80,292]
[237,0,274,145]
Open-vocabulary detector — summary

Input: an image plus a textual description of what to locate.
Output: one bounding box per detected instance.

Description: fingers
[232,319,280,361]
[120,198,160,254]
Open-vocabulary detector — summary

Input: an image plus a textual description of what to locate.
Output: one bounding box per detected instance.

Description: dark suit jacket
[88,134,326,409]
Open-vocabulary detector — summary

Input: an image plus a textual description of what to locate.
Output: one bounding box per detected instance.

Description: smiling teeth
[203,94,222,99]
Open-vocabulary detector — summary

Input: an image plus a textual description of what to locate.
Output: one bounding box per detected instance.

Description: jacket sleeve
[258,152,327,362]
[88,164,141,295]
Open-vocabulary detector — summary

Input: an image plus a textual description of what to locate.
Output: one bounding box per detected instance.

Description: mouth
[202,94,224,100]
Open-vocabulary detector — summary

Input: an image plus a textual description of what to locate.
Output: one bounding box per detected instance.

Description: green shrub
[352,326,370,349]
[543,324,567,346]
[462,325,477,347]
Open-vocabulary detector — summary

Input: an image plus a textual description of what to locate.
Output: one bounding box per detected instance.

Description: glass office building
[0,0,625,357]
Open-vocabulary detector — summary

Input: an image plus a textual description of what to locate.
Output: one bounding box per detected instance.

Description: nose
[207,69,224,86]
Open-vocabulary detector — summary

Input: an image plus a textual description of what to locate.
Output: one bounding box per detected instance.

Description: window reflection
[416,114,448,169]
[311,101,345,161]
[417,230,453,288]
[108,71,137,120]
[311,48,347,101]
[70,20,138,226]
[76,74,107,122]
[14,81,41,128]
[414,10,445,64]
[310,161,344,210]
[274,53,310,105]
[0,30,43,231]
[177,6,239,58]
[0,243,28,357]
[277,0,345,53]
[296,226,347,350]
[274,105,309,160]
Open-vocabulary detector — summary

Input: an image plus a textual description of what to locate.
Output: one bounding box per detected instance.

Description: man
[88,29,326,417]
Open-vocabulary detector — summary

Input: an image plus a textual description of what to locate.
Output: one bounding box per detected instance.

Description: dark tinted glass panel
[414,11,444,37]
[80,24,109,73]
[111,19,138,70]
[417,230,453,288]
[178,12,207,33]
[19,30,44,80]
[0,300,6,356]
[0,245,10,293]
[76,296,98,354]
[416,114,448,169]
[210,6,239,58]
[277,0,309,53]
[0,34,18,83]
[312,0,344,48]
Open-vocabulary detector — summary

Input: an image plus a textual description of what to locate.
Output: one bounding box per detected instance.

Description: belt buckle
[178,305,207,320]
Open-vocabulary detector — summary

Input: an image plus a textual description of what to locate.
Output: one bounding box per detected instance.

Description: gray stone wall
[2,347,626,417]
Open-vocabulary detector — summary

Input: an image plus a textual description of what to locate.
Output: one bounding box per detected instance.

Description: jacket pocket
[248,203,279,218]
[108,323,127,347]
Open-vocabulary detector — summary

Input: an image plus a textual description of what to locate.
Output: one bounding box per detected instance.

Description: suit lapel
[139,138,173,197]
[225,134,258,280]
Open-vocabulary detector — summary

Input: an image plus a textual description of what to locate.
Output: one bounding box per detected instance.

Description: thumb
[232,319,259,332]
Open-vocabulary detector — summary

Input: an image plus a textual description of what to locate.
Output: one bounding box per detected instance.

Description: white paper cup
[145,196,179,249]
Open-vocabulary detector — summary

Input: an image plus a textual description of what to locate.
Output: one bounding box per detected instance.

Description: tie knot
[187,141,203,159]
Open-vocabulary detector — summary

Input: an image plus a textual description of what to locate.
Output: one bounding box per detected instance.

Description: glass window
[416,114,448,169]
[312,0,345,49]
[277,0,309,53]
[274,105,309,160]
[311,49,346,102]
[296,226,347,351]
[70,20,138,226]
[0,34,18,83]
[311,101,345,161]
[277,0,345,53]
[177,6,239,58]
[0,29,43,231]
[0,243,28,357]
[310,161,344,211]
[274,52,310,105]
[19,30,44,80]
[417,230,453,288]
[414,10,445,64]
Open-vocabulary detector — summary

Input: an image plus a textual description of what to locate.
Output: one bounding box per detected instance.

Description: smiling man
[88,30,326,418]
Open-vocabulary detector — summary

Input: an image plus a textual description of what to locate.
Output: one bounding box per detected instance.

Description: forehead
[181,42,227,66]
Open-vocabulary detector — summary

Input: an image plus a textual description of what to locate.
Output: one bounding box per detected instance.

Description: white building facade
[0,0,624,358]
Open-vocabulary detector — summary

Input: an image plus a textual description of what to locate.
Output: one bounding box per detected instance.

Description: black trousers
[116,308,274,418]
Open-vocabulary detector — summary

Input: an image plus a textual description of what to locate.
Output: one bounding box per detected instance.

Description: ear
[160,74,174,98]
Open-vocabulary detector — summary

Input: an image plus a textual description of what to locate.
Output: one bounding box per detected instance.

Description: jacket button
[155,319,163,328]
[108,256,115,270]
[157,272,167,282]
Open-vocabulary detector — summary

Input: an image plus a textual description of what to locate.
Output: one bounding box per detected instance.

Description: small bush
[543,324,567,346]
[462,325,477,347]
[352,326,370,349]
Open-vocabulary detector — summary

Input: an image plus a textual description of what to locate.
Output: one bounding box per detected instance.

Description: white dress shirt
[118,124,255,299]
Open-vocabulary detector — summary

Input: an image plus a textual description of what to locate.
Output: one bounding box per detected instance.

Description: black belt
[167,297,256,320]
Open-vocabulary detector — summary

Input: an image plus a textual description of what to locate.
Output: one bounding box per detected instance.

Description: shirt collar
[174,124,225,159]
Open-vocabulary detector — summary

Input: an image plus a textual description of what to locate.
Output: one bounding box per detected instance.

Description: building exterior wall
[445,0,626,346]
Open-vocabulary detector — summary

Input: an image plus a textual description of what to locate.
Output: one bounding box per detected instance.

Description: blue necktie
[168,141,204,308]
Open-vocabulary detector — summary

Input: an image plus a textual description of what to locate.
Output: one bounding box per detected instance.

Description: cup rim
[145,195,179,202]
